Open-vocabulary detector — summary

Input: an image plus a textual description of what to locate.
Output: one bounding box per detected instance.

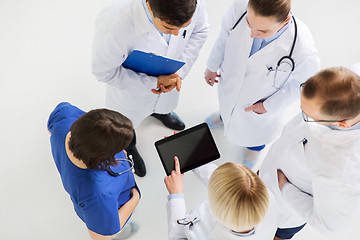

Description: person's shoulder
[47,102,85,134]
[231,0,249,14]
[281,113,305,134]
[96,0,133,27]
[292,17,318,56]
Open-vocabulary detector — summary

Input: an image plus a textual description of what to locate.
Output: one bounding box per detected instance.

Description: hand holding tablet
[155,123,220,175]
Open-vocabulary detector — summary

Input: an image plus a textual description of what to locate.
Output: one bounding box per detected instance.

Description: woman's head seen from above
[247,0,291,39]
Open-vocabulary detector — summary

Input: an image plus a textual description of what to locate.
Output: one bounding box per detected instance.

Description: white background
[0,0,359,239]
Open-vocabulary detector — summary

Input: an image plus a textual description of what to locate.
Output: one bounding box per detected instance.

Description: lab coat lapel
[247,20,295,68]
[230,21,252,85]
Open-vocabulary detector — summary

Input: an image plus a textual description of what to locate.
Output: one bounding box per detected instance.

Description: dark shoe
[127,146,146,177]
[151,112,185,130]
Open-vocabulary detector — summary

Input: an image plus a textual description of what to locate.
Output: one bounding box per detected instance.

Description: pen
[300,138,307,146]
[266,66,273,76]
[182,30,187,39]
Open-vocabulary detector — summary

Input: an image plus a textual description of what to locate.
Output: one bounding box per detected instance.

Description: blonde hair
[208,162,269,232]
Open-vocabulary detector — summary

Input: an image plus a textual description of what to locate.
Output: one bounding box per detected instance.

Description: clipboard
[122,50,185,76]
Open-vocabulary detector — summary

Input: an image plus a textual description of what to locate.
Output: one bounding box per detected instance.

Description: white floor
[1,0,360,239]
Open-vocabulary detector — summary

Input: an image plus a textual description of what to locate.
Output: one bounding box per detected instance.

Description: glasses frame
[105,156,134,177]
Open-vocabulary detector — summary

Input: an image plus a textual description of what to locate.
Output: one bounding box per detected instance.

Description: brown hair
[147,0,197,27]
[208,163,269,232]
[69,109,133,170]
[302,67,360,120]
[248,0,291,22]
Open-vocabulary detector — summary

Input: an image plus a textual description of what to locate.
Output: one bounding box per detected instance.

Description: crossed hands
[152,74,182,95]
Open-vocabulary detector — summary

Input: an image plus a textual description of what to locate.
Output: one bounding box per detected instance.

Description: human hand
[164,156,184,194]
[204,68,220,86]
[152,73,182,94]
[244,102,267,114]
[164,131,178,138]
[277,170,289,191]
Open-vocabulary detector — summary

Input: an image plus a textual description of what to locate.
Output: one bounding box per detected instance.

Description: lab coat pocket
[248,109,272,118]
[268,67,292,91]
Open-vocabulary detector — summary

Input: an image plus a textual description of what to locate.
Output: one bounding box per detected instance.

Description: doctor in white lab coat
[92,0,208,127]
[92,0,209,176]
[204,0,319,168]
[259,65,360,239]
[165,158,279,240]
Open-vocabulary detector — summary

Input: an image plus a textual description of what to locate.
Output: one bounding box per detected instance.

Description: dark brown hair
[147,0,197,27]
[248,0,291,22]
[69,109,133,170]
[302,67,360,119]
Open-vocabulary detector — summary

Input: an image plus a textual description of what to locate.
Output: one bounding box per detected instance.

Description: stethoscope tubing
[231,11,298,71]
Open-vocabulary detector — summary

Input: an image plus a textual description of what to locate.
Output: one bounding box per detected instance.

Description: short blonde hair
[208,162,269,232]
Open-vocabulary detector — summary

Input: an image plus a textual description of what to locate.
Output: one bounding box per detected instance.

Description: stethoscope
[105,155,135,177]
[231,11,298,91]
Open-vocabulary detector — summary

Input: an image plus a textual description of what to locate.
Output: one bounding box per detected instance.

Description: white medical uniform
[207,0,319,146]
[166,163,278,240]
[92,0,209,127]
[259,113,360,232]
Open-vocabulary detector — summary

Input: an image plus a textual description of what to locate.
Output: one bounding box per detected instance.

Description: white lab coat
[166,163,278,240]
[207,0,319,146]
[259,113,360,232]
[92,0,209,127]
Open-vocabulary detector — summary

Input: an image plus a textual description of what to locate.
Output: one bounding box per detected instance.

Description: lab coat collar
[249,18,295,59]
[132,0,153,35]
[306,120,360,146]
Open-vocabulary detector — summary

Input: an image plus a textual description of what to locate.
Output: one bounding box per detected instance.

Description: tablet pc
[155,123,220,175]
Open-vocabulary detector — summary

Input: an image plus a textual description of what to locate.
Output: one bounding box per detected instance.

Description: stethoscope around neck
[231,11,298,91]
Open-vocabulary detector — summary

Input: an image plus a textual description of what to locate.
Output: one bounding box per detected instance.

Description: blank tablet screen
[155,123,220,175]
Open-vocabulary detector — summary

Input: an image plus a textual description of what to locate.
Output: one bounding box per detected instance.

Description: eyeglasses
[105,155,134,177]
[301,110,345,123]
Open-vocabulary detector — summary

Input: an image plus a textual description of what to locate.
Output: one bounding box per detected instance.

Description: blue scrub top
[47,102,137,236]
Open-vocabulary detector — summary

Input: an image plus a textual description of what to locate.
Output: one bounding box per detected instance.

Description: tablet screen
[155,123,220,175]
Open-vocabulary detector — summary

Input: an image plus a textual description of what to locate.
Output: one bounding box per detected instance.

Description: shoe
[112,222,139,239]
[127,146,146,177]
[151,112,185,130]
[205,111,224,129]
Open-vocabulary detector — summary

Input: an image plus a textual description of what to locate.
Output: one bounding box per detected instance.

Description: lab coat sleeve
[263,53,320,114]
[91,18,158,92]
[282,176,360,233]
[177,0,209,80]
[206,0,247,72]
[193,162,218,186]
[166,197,188,240]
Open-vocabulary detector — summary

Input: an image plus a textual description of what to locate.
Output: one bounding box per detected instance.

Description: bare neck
[65,132,87,169]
